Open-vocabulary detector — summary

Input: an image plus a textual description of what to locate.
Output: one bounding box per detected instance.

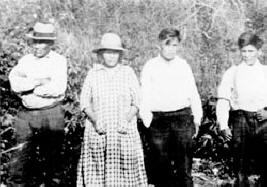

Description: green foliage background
[1,0,267,185]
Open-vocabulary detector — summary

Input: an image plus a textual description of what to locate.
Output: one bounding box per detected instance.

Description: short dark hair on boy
[238,32,263,49]
[158,28,181,42]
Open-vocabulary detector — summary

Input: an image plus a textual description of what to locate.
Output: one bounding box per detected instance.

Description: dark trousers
[229,110,267,187]
[146,107,195,187]
[8,105,65,187]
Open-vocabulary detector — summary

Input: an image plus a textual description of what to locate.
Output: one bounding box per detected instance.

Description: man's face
[32,40,52,58]
[159,37,179,61]
[240,44,260,66]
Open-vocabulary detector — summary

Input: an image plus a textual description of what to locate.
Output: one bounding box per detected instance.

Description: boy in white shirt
[216,32,267,186]
[140,28,202,187]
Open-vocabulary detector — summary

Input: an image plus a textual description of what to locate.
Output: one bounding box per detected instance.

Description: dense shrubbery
[1,0,267,185]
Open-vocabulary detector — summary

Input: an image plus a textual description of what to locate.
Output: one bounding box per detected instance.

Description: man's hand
[256,108,267,122]
[34,77,51,87]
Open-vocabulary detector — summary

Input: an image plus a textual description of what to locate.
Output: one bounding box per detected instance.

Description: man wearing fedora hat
[8,21,67,187]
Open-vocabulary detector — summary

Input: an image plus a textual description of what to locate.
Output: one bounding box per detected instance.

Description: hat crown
[100,33,123,50]
[26,22,56,40]
[33,22,55,34]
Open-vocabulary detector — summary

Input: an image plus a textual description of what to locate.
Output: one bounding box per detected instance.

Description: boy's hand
[221,128,232,142]
[256,108,267,121]
[192,123,200,138]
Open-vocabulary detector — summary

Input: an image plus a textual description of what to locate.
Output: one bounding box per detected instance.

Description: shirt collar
[93,63,122,71]
[240,59,262,68]
[33,50,53,60]
[157,54,181,65]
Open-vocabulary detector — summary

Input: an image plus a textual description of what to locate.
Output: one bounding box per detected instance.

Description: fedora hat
[26,22,56,40]
[92,33,125,53]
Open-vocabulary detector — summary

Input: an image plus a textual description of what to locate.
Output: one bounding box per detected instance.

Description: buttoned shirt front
[140,55,203,127]
[9,51,67,109]
[216,60,267,129]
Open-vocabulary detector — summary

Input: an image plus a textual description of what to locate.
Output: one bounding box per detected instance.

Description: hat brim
[26,33,57,40]
[92,47,126,53]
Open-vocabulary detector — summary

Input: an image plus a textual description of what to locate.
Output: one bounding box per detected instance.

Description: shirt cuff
[193,117,201,125]
[220,123,229,130]
[140,110,153,128]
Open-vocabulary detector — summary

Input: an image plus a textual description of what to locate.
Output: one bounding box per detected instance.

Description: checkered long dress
[77,64,147,187]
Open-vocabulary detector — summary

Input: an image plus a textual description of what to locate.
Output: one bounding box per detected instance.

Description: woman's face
[101,49,121,68]
[240,45,260,66]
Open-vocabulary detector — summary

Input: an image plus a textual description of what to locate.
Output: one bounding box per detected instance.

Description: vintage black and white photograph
[1,0,267,186]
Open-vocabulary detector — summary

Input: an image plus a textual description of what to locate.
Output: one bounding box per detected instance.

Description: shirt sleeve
[80,70,93,112]
[187,65,203,125]
[216,67,235,130]
[9,58,37,93]
[216,99,230,130]
[128,67,141,109]
[34,56,67,97]
[139,62,153,127]
[217,67,235,101]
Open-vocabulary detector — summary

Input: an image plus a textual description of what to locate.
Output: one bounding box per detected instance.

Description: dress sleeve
[128,67,141,109]
[80,70,93,111]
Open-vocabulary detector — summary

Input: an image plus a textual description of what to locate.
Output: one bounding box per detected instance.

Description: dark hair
[238,32,263,49]
[158,28,181,43]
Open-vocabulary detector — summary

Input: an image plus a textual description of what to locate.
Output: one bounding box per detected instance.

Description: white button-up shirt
[140,55,203,127]
[9,51,67,109]
[216,60,267,129]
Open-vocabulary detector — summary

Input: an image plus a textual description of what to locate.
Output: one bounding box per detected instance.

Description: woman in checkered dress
[76,33,147,187]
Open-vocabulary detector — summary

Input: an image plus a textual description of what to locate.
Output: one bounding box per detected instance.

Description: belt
[230,109,257,119]
[152,107,191,117]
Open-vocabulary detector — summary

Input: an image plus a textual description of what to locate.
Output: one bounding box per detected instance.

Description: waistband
[22,101,63,111]
[230,109,258,119]
[152,107,191,117]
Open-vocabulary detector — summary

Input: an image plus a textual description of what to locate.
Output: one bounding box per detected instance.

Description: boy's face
[240,44,260,66]
[159,37,179,61]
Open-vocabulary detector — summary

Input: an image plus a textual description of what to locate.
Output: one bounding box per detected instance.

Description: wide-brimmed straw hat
[92,33,125,53]
[26,22,56,40]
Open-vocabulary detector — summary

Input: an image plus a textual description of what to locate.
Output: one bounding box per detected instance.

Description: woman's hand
[95,120,106,135]
[84,108,106,134]
[117,106,138,134]
[117,118,128,134]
